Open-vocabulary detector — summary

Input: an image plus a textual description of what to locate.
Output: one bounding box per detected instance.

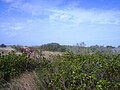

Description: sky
[0,0,120,46]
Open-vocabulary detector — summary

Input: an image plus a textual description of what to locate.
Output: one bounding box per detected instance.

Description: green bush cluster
[0,53,36,82]
[37,53,120,90]
[0,51,119,90]
[40,43,66,52]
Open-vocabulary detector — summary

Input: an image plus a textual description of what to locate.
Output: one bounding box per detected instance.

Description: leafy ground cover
[0,50,120,90]
[36,52,120,90]
[0,53,37,89]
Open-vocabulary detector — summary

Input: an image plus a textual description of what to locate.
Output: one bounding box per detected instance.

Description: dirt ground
[2,71,39,90]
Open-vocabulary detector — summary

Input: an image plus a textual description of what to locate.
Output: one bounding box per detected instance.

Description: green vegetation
[11,45,22,52]
[0,52,37,88]
[39,43,66,52]
[33,42,120,54]
[0,44,120,90]
[36,52,120,90]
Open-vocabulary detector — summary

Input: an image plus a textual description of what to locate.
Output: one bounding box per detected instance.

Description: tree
[76,42,86,47]
[118,45,120,48]
[0,44,6,47]
[106,45,115,49]
[40,43,66,52]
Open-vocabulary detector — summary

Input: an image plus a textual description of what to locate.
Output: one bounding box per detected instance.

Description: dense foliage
[0,44,120,90]
[40,43,66,52]
[37,53,120,90]
[65,45,120,55]
[0,53,36,82]
[32,43,120,54]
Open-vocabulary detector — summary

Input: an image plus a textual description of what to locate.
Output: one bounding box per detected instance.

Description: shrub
[0,53,36,82]
[36,53,120,90]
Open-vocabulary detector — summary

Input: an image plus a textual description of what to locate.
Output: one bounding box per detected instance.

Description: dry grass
[1,71,39,90]
[42,51,63,59]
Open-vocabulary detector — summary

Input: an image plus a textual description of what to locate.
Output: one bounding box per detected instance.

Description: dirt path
[5,71,39,90]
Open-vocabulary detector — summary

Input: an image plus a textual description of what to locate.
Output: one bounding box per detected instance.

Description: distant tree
[0,44,6,47]
[106,46,115,49]
[40,43,66,52]
[118,45,120,48]
[12,45,22,52]
[76,42,86,47]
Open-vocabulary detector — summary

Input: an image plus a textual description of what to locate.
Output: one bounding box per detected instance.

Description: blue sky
[0,0,120,46]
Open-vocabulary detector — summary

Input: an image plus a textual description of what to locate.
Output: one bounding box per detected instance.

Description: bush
[40,43,66,52]
[36,53,120,90]
[0,53,36,82]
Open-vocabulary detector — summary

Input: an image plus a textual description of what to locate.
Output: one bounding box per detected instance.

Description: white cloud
[49,8,120,25]
[1,0,51,16]
[0,0,23,3]
[0,22,26,37]
[1,22,23,30]
[1,0,15,3]
[2,0,120,26]
[1,0,120,31]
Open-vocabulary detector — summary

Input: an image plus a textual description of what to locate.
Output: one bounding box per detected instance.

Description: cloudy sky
[0,0,120,46]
